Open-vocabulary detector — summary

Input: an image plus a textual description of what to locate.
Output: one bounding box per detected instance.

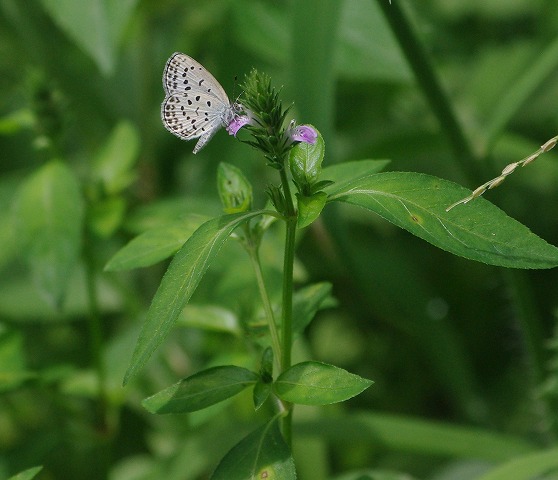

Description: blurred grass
[1,0,558,479]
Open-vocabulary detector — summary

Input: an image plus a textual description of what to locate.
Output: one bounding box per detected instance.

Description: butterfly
[161,52,236,154]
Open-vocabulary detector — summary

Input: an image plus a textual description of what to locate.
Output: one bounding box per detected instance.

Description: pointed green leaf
[253,381,272,410]
[296,191,327,228]
[327,172,558,269]
[123,211,266,385]
[211,418,296,480]
[142,366,258,414]
[105,215,208,271]
[13,161,84,306]
[8,466,43,480]
[274,361,373,405]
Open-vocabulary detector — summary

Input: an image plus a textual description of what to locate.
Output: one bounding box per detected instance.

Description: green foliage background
[2,0,558,479]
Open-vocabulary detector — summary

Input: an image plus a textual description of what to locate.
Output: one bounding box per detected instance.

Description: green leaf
[292,282,333,335]
[142,366,258,414]
[92,121,140,195]
[13,161,84,307]
[8,466,43,480]
[217,162,253,213]
[123,211,267,385]
[296,191,327,229]
[105,215,208,271]
[475,447,558,480]
[322,159,390,191]
[327,172,558,269]
[211,418,296,480]
[289,127,325,192]
[253,381,272,410]
[40,0,139,75]
[274,361,373,405]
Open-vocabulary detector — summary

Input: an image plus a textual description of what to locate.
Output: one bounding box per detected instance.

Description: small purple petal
[292,125,317,144]
[226,115,251,136]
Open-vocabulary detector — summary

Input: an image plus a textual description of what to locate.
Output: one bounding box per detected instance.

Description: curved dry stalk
[446,135,558,212]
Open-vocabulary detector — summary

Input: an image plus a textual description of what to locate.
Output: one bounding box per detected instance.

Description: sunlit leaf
[274,361,373,405]
[327,172,558,269]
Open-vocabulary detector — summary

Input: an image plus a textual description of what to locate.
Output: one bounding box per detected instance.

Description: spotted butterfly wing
[161,53,234,153]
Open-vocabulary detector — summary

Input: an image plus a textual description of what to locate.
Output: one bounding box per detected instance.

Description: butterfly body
[161,53,235,153]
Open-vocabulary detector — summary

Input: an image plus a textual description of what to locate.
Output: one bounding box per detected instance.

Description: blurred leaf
[39,0,139,75]
[7,466,43,480]
[142,365,258,414]
[123,210,267,385]
[332,470,416,480]
[217,162,253,214]
[13,160,84,306]
[0,109,34,135]
[296,411,536,461]
[483,35,558,150]
[292,282,333,335]
[92,120,140,195]
[105,214,208,271]
[335,0,412,82]
[211,418,296,480]
[88,196,126,238]
[232,0,289,64]
[475,447,558,480]
[177,304,241,335]
[0,331,35,391]
[322,159,390,189]
[274,361,373,405]
[232,0,411,83]
[327,172,558,269]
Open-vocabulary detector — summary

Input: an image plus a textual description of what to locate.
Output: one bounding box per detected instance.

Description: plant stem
[244,230,282,368]
[84,252,108,432]
[278,163,297,446]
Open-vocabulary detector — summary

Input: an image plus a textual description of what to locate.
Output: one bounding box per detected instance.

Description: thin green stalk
[84,254,108,431]
[278,163,297,446]
[244,232,282,367]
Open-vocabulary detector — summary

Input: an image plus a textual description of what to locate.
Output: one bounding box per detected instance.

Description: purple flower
[226,115,251,136]
[291,125,317,145]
